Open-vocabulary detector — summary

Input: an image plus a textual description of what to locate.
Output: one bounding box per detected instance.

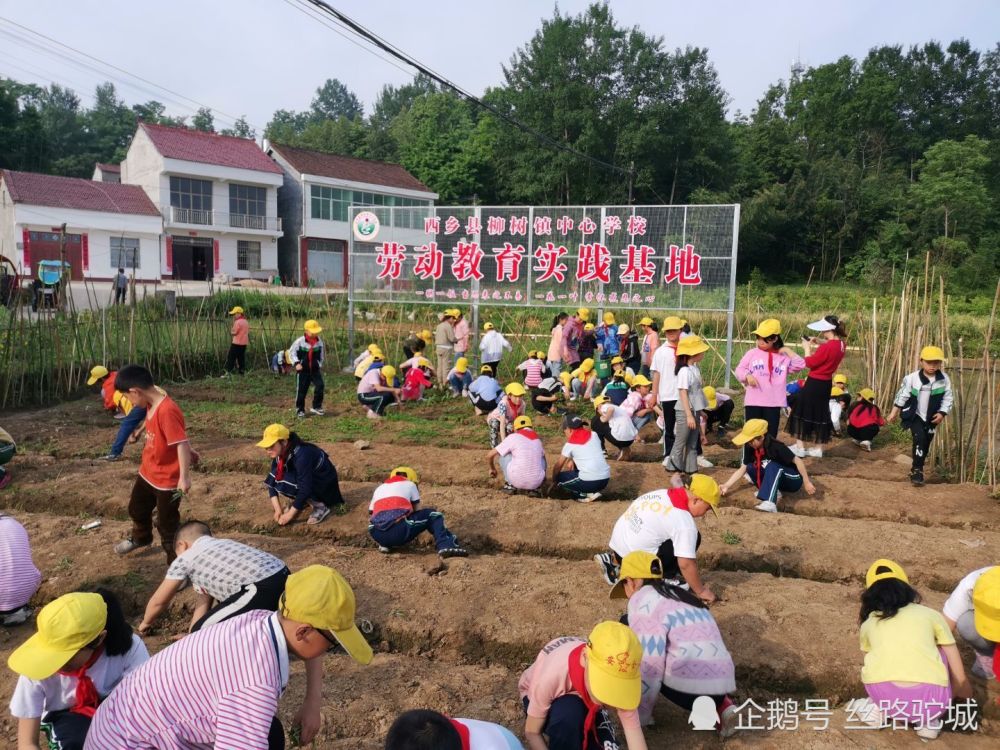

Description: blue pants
[747,460,802,503]
[448,371,472,394]
[521,695,618,750]
[110,407,147,457]
[369,508,459,552]
[555,470,608,498]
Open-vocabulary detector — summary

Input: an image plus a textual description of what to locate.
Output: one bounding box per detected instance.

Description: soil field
[1,371,998,748]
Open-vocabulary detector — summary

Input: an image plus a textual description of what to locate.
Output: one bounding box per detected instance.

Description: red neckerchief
[275,442,292,482]
[567,643,601,746]
[767,350,774,383]
[568,427,591,445]
[506,397,524,420]
[305,334,318,369]
[386,475,408,484]
[448,718,471,750]
[58,646,104,718]
[667,486,689,511]
[754,445,765,481]
[517,428,540,441]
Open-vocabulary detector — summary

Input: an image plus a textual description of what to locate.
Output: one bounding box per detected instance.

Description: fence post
[724,204,741,389]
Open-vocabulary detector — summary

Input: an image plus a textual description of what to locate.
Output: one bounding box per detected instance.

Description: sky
[0,0,998,134]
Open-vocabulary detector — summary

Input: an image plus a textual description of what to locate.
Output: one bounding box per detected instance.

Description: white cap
[806,318,836,332]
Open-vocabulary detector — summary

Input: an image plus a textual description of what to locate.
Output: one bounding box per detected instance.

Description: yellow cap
[866,559,910,588]
[381,366,397,381]
[859,388,876,401]
[281,565,372,665]
[505,382,526,397]
[480,365,493,374]
[304,319,323,335]
[689,474,721,517]
[732,418,769,446]
[833,373,848,385]
[577,307,590,321]
[593,394,609,408]
[370,355,384,363]
[832,387,846,397]
[920,346,946,362]
[703,385,718,410]
[662,316,685,331]
[585,621,642,710]
[444,308,460,317]
[610,551,663,600]
[639,316,654,326]
[603,312,615,325]
[416,357,431,368]
[630,375,652,388]
[618,324,630,335]
[8,593,107,680]
[228,306,244,315]
[972,567,1000,642]
[87,365,109,386]
[367,343,380,354]
[390,466,418,483]
[611,356,624,365]
[483,322,495,331]
[676,335,708,357]
[419,329,433,340]
[455,357,469,374]
[584,323,596,331]
[580,358,595,373]
[751,319,781,338]
[256,423,290,448]
[513,415,533,430]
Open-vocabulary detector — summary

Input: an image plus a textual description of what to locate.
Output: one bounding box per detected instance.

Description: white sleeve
[561,442,573,459]
[942,568,987,622]
[677,368,691,390]
[668,514,699,559]
[9,676,45,719]
[288,337,303,365]
[940,374,954,414]
[122,634,151,676]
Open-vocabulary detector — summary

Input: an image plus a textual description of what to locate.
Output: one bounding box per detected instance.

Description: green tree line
[2,4,998,287]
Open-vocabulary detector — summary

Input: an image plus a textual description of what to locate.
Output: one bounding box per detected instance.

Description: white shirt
[676,364,707,411]
[609,489,699,559]
[369,478,421,513]
[650,343,678,402]
[10,634,149,718]
[598,403,639,442]
[456,718,525,749]
[480,330,512,362]
[942,566,996,623]
[560,431,611,481]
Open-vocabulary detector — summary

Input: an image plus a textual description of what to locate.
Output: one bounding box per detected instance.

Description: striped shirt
[84,610,288,750]
[165,536,287,602]
[517,358,546,387]
[0,514,41,611]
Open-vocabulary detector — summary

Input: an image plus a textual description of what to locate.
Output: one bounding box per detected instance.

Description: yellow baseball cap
[483,322,495,331]
[830,387,845,397]
[676,335,708,357]
[87,365,109,386]
[920,346,946,362]
[580,358,595,373]
[256,423,290,448]
[611,356,624,365]
[639,316,654,326]
[228,306,244,315]
[584,323,596,331]
[859,388,876,401]
[618,324,630,335]
[505,382,526,397]
[367,343,380,354]
[703,385,718,410]
[513,415,533,430]
[304,319,323,334]
[390,466,418,483]
[455,357,469,373]
[833,373,848,385]
[732,418,768,446]
[689,474,721,517]
[585,621,642,710]
[281,565,372,665]
[8,593,108,680]
[865,559,909,589]
[662,316,685,331]
[630,374,652,388]
[973,567,1000,642]
[416,357,431,368]
[610,551,663,600]
[381,366,397,381]
[593,394,609,408]
[603,312,615,325]
[444,308,460,317]
[419,329,433,340]
[751,319,781,338]
[577,307,590,321]
[480,365,493,374]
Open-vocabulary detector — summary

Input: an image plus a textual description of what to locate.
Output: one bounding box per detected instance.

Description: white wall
[216,234,279,279]
[0,181,16,268]
[84,229,160,280]
[121,128,165,206]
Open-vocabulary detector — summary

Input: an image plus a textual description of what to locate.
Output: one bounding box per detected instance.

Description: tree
[911,136,990,239]
[310,79,363,122]
[264,108,311,144]
[133,100,186,127]
[191,107,215,132]
[220,116,256,140]
[87,83,135,163]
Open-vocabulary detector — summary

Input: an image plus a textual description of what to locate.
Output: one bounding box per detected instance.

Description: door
[26,231,84,280]
[306,238,346,286]
[170,237,214,280]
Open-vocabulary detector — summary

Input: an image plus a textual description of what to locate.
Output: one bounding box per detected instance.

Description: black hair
[648,321,659,332]
[385,710,461,750]
[825,315,848,339]
[117,267,124,273]
[681,322,692,334]
[176,519,212,543]
[759,333,785,350]
[114,364,155,392]
[674,353,691,376]
[562,412,584,430]
[649,579,709,610]
[82,588,134,657]
[413,339,426,352]
[859,573,921,624]
[552,312,569,328]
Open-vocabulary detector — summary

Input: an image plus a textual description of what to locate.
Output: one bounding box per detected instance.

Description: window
[111,237,140,269]
[310,185,350,222]
[169,176,213,224]
[229,184,266,229]
[237,240,261,271]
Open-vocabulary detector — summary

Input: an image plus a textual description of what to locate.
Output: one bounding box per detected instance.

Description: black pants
[470,394,498,413]
[590,415,633,450]
[908,417,936,470]
[522,696,618,750]
[660,399,677,457]
[41,709,92,750]
[358,391,395,415]
[483,360,499,378]
[269,717,285,749]
[295,370,324,411]
[191,567,291,632]
[745,404,781,438]
[114,287,126,305]
[129,476,181,563]
[225,344,247,374]
[847,423,879,442]
[659,685,729,712]
[705,399,735,431]
[656,534,702,580]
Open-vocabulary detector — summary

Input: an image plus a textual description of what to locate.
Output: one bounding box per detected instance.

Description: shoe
[846,698,884,729]
[0,605,31,626]
[100,453,121,462]
[0,474,12,490]
[594,552,619,585]
[310,407,325,416]
[719,703,739,739]
[461,389,469,398]
[789,444,806,458]
[219,373,230,379]
[296,410,306,418]
[662,457,681,472]
[377,545,392,553]
[113,413,126,420]
[910,469,925,487]
[576,492,602,503]
[526,490,542,498]
[366,410,381,420]
[307,507,332,525]
[438,547,469,559]
[501,483,516,495]
[860,440,872,452]
[915,724,941,740]
[114,538,150,555]
[971,653,995,679]
[696,455,714,469]
[805,447,823,458]
[754,500,778,513]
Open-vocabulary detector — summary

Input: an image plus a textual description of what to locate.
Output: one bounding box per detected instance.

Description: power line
[301,0,631,178]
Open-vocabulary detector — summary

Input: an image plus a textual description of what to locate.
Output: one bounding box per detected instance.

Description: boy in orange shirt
[112,365,197,563]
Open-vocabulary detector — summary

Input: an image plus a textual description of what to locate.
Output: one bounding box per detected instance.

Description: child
[87,365,117,413]
[0,510,40,625]
[833,372,850,394]
[271,348,294,375]
[289,319,326,417]
[399,348,434,376]
[488,383,526,448]
[358,365,401,420]
[719,418,817,513]
[595,311,619,358]
[446,357,473,397]
[578,322,597,361]
[650,316,685,460]
[886,346,953,487]
[452,309,470,362]
[480,322,512,377]
[469,366,503,415]
[829,387,851,435]
[112,365,195,563]
[401,358,433,402]
[402,331,428,360]
[847,388,885,451]
[548,312,569,378]
[519,621,647,750]
[487,414,546,495]
[622,375,657,432]
[549,413,611,502]
[701,386,734,436]
[368,467,468,558]
[941,565,1000,680]
[517,350,547,388]
[224,305,249,376]
[850,559,972,740]
[0,425,15,490]
[612,551,739,736]
[599,370,631,406]
[560,357,597,401]
[638,317,659,378]
[665,335,709,474]
[259,423,346,524]
[734,319,805,438]
[385,708,524,750]
[591,394,638,461]
[353,343,381,372]
[9,590,149,750]
[619,323,642,373]
[530,376,564,416]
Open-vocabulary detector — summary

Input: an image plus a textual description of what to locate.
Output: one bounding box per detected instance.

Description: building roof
[95,162,121,173]
[269,143,432,193]
[139,122,281,174]
[1,169,160,216]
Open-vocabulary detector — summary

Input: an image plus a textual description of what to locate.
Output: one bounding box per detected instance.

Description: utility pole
[627,161,635,205]
[58,222,68,313]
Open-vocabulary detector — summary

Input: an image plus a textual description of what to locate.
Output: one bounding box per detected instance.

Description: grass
[721,531,742,546]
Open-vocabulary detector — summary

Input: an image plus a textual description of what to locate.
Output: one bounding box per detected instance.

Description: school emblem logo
[353,211,380,241]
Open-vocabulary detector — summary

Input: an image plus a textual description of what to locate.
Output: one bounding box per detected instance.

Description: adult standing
[113,267,128,305]
[734,319,805,438]
[258,423,345,525]
[452,308,470,363]
[787,315,847,458]
[0,511,41,625]
[563,309,585,369]
[649,316,684,462]
[434,311,458,388]
[638,317,659,379]
[224,305,249,376]
[289,319,325,418]
[547,312,569,378]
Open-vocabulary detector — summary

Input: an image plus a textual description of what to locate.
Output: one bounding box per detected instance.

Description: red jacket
[848,401,885,429]
[804,340,845,381]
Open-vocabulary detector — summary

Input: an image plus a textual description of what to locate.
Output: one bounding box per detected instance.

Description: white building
[92,163,121,183]
[0,169,162,281]
[121,122,283,281]
[267,143,436,286]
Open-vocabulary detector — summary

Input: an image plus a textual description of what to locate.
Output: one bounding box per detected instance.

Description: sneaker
[576,491,602,503]
[805,447,823,458]
[594,552,619,586]
[789,444,806,458]
[307,507,331,525]
[662,457,682,472]
[0,605,32,626]
[113,413,126,420]
[114,538,150,555]
[100,453,121,462]
[296,410,306,418]
[860,440,872,452]
[461,389,469,398]
[910,469,925,487]
[310,407,325,416]
[438,547,469,559]
[526,489,543,498]
[696,455,714,469]
[971,653,995,679]
[719,703,739,739]
[366,409,381,420]
[501,483,516,495]
[377,545,392,553]
[846,698,884,729]
[754,500,778,513]
[915,724,941,741]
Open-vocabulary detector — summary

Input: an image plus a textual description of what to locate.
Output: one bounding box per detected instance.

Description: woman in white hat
[786,315,847,458]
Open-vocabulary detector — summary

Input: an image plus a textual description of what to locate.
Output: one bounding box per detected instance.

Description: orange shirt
[139,396,189,490]
[101,373,118,410]
[231,317,249,346]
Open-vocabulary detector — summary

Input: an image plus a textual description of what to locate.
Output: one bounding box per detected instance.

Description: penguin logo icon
[689,696,719,731]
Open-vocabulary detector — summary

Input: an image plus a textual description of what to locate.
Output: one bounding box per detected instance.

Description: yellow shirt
[859,603,954,686]
[354,355,375,379]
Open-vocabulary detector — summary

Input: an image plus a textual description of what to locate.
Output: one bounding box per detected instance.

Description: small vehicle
[31,260,70,312]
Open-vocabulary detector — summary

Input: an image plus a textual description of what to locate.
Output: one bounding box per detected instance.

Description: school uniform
[357,368,396,415]
[0,513,41,616]
[608,488,701,580]
[742,437,803,504]
[893,370,953,473]
[600,378,631,406]
[620,331,641,373]
[590,403,638,452]
[487,397,526,448]
[595,324,619,358]
[556,429,611,498]
[530,378,563,415]
[943,567,999,658]
[264,433,345,517]
[650,342,678,457]
[452,718,524,749]
[368,477,461,553]
[666,363,706,474]
[703,392,734,432]
[846,400,885,443]
[289,334,325,412]
[469,375,503,413]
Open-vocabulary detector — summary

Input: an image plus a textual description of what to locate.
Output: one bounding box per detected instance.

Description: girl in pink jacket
[734,319,805,438]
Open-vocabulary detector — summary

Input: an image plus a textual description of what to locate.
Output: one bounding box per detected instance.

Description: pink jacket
[453,318,470,353]
[547,325,564,363]
[734,347,805,407]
